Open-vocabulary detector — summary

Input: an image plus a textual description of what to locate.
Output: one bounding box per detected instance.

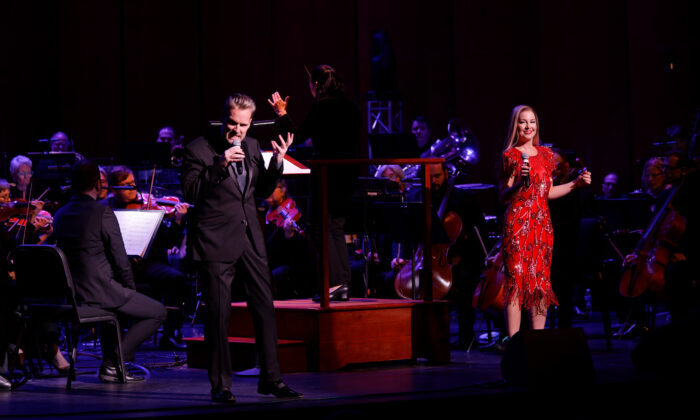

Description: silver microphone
[521,152,530,187]
[232,139,243,172]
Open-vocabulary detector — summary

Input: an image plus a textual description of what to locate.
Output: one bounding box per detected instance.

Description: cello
[472,240,506,317]
[619,180,686,298]
[394,180,462,300]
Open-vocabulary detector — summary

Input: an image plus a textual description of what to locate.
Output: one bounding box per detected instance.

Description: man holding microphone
[182,93,300,403]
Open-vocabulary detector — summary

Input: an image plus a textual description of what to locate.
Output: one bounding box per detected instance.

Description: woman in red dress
[498,105,591,337]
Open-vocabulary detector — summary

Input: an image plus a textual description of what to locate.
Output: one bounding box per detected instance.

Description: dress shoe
[211,389,236,403]
[159,336,187,350]
[1,375,11,391]
[312,284,349,302]
[257,380,302,398]
[48,349,71,375]
[99,365,144,383]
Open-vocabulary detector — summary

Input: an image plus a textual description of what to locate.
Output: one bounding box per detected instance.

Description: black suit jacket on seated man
[182,98,297,400]
[53,192,166,376]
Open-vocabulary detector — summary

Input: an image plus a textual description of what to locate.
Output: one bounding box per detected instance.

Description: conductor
[182,93,299,403]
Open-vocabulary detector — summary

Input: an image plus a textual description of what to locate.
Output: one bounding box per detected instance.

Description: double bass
[394,180,462,300]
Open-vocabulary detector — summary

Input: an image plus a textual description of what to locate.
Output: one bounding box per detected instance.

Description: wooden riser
[226,299,450,372]
[184,337,308,373]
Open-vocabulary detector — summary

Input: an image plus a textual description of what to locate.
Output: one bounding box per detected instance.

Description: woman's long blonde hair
[503,105,540,152]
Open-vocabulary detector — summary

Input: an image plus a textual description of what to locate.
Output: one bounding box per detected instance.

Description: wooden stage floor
[1,308,695,419]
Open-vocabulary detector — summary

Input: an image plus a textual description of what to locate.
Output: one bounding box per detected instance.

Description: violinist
[9,155,33,201]
[4,158,54,245]
[102,165,189,350]
[263,180,313,299]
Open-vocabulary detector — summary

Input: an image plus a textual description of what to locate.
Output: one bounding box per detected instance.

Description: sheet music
[113,210,165,258]
[261,151,310,174]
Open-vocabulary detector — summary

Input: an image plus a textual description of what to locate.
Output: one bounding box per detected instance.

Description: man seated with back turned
[53,160,167,382]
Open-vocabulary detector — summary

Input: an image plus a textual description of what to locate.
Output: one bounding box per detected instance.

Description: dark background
[1,0,697,193]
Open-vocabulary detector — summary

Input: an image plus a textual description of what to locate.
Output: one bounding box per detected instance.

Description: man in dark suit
[182,93,299,403]
[53,160,167,382]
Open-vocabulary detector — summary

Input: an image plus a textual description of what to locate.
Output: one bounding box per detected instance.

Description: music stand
[27,152,78,203]
[594,198,652,232]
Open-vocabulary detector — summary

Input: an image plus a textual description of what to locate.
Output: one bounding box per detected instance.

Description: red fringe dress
[501,146,559,310]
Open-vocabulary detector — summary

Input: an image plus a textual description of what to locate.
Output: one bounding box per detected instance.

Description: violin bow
[146,164,157,210]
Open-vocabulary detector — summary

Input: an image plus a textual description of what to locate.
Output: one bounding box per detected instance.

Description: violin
[124,193,191,219]
[265,197,303,234]
[0,200,34,222]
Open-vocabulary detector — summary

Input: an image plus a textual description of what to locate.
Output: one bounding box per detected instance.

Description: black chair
[12,244,127,388]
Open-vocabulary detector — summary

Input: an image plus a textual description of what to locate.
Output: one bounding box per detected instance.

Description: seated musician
[49,132,85,160]
[641,157,668,205]
[262,180,313,299]
[102,165,189,349]
[405,163,486,348]
[54,160,166,382]
[9,155,33,201]
[620,153,697,334]
[98,167,109,201]
[0,179,10,204]
[5,157,53,245]
[598,172,620,199]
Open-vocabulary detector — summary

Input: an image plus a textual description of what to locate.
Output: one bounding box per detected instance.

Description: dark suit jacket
[182,134,282,262]
[53,194,136,309]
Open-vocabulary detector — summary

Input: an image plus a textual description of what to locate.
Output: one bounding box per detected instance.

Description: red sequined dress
[501,146,558,309]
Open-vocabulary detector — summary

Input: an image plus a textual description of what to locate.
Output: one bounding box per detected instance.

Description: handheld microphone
[232,139,243,172]
[521,152,530,187]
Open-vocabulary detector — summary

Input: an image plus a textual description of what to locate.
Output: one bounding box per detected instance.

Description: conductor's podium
[185,298,450,372]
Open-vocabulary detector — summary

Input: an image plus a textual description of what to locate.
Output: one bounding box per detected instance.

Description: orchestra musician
[9,155,33,201]
[412,116,434,157]
[182,93,300,403]
[102,165,189,350]
[98,167,109,201]
[269,64,362,302]
[621,150,698,326]
[263,180,313,299]
[498,105,591,338]
[599,172,620,199]
[406,163,486,348]
[53,160,167,382]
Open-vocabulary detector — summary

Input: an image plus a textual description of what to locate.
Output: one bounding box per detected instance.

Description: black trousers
[200,233,281,392]
[309,215,351,289]
[101,292,167,367]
